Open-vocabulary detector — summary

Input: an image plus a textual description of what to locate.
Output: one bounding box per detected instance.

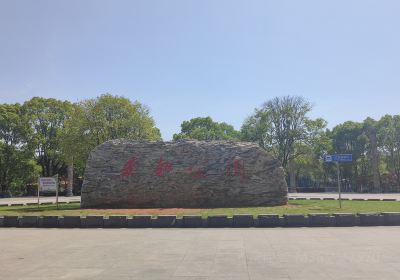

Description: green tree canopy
[173,117,240,141]
[241,96,325,168]
[0,103,40,195]
[241,96,327,191]
[21,97,73,177]
[61,94,161,175]
[330,121,367,160]
[378,115,400,187]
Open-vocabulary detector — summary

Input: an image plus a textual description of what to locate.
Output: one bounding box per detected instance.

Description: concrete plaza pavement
[1,227,400,280]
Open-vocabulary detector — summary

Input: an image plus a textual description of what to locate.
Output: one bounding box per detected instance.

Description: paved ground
[2,193,400,205]
[1,227,399,280]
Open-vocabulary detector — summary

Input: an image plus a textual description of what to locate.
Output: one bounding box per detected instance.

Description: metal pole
[56,175,59,210]
[37,178,40,209]
[337,161,342,208]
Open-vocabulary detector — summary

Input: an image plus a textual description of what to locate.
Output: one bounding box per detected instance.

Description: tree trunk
[66,159,74,197]
[288,161,297,193]
[369,129,381,193]
[395,168,400,192]
[354,163,358,192]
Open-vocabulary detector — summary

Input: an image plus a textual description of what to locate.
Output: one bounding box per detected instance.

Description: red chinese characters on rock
[226,159,246,179]
[186,160,208,180]
[186,166,206,180]
[155,157,173,177]
[120,156,138,178]
[120,156,246,180]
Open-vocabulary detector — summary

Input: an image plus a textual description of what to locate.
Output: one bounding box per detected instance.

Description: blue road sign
[324,154,353,162]
[324,155,333,162]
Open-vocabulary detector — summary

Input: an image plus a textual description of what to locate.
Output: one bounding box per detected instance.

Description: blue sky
[1,0,399,140]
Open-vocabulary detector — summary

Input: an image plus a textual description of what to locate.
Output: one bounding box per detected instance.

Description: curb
[128,216,151,228]
[104,216,128,228]
[382,212,400,226]
[287,197,400,202]
[41,216,59,227]
[258,214,281,227]
[308,213,335,227]
[333,213,357,227]
[0,200,81,207]
[284,214,308,227]
[358,213,382,226]
[85,216,104,228]
[19,216,38,227]
[182,216,203,228]
[2,213,400,228]
[62,216,81,228]
[207,215,231,228]
[151,215,176,228]
[233,215,254,227]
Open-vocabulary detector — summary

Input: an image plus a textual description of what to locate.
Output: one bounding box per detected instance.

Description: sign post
[37,181,40,209]
[336,161,341,208]
[324,154,353,208]
[55,175,59,209]
[38,176,59,209]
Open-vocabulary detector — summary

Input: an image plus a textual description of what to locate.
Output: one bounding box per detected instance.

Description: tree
[292,120,332,190]
[173,117,240,141]
[378,115,400,189]
[59,103,80,196]
[61,94,161,192]
[330,121,368,192]
[75,94,161,145]
[241,96,325,192]
[21,97,73,177]
[0,103,40,195]
[363,117,381,192]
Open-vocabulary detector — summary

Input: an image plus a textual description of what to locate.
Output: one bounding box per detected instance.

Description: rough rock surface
[81,140,287,208]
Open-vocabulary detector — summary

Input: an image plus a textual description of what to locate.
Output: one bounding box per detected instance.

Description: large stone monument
[81,140,287,208]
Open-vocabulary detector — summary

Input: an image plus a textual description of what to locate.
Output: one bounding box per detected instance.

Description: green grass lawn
[1,200,400,217]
